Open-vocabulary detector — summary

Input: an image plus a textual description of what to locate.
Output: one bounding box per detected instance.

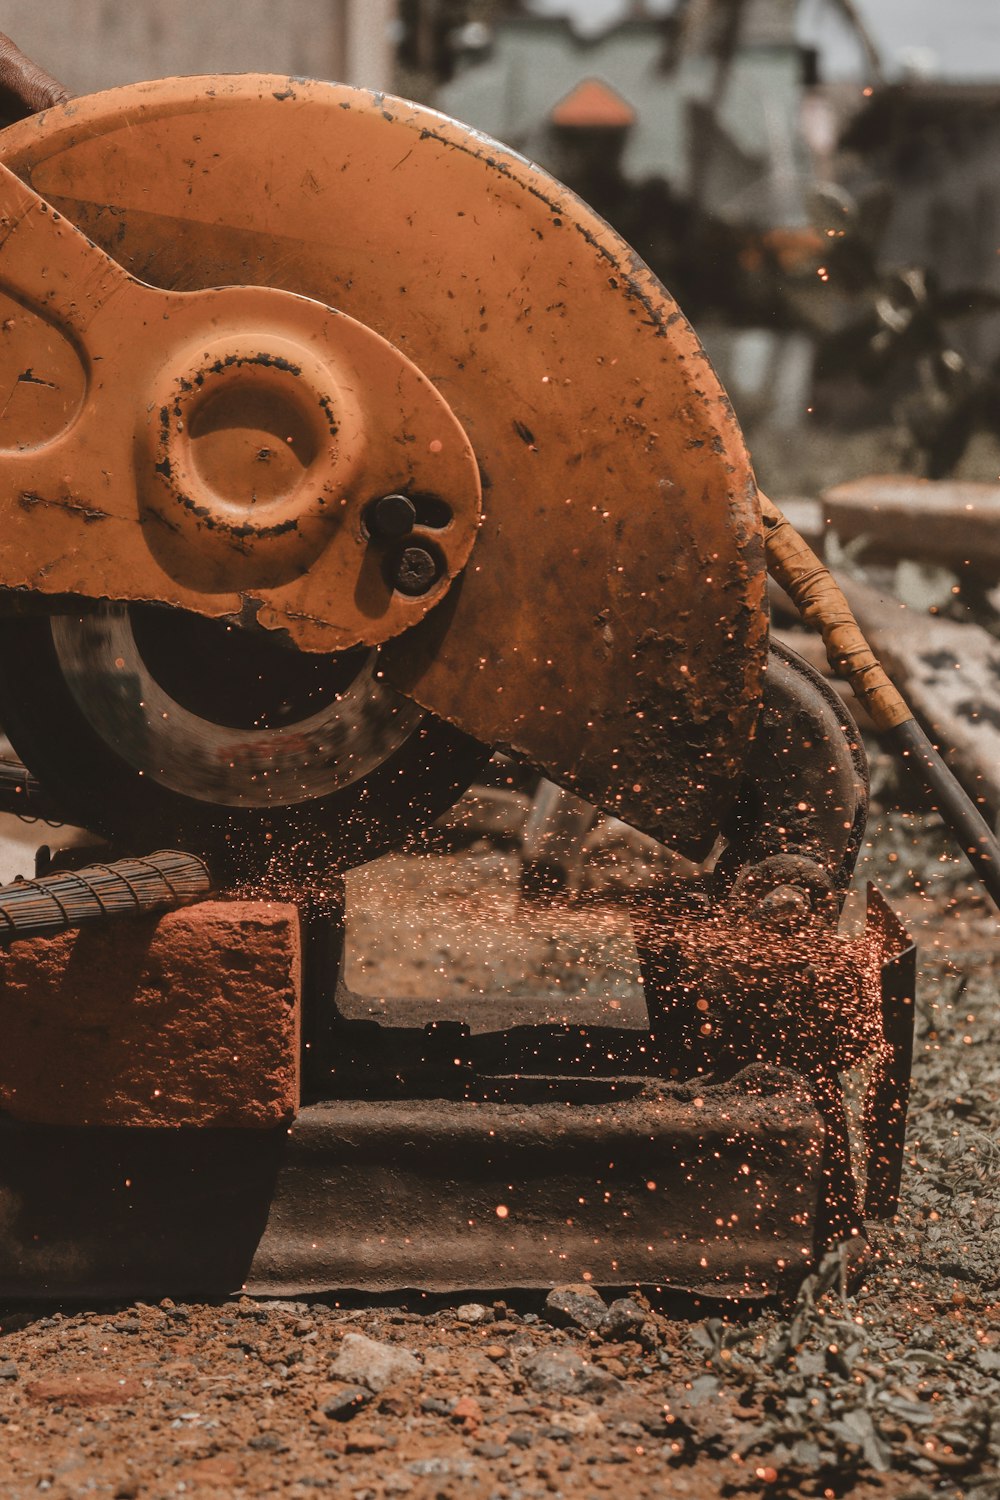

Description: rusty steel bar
[0,850,211,943]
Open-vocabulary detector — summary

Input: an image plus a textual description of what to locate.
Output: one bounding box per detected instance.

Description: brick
[0,901,300,1127]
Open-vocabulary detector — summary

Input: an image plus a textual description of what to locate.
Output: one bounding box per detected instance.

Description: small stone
[545,1409,604,1440]
[377,1388,411,1418]
[455,1303,492,1325]
[508,1427,533,1448]
[600,1298,649,1342]
[451,1395,483,1429]
[520,1347,617,1398]
[545,1283,609,1333]
[248,1431,286,1452]
[408,1457,467,1477]
[345,1431,391,1454]
[0,1361,17,1381]
[114,1485,139,1500]
[420,1395,453,1416]
[329,1333,420,1393]
[26,1373,142,1407]
[483,1344,508,1361]
[473,1440,507,1460]
[318,1382,371,1421]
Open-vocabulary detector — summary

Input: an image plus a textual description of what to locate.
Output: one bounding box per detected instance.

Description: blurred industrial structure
[440,2,816,226]
[437,0,839,427]
[430,0,1000,466]
[0,0,397,97]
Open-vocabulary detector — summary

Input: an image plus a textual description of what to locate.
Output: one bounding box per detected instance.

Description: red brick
[0,901,300,1127]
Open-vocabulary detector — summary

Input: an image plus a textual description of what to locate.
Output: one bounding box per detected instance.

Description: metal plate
[0,77,766,856]
[0,1069,823,1301]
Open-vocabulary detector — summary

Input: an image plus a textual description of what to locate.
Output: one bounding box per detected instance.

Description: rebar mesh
[0,851,212,942]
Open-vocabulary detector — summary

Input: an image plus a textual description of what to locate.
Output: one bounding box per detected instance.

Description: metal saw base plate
[0,1073,822,1302]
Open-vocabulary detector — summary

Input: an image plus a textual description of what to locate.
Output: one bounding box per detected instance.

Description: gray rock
[455,1303,492,1325]
[519,1347,617,1398]
[600,1297,648,1342]
[419,1395,453,1416]
[407,1458,473,1477]
[544,1283,608,1333]
[0,1361,17,1381]
[473,1440,507,1460]
[248,1431,287,1452]
[319,1382,371,1421]
[329,1332,420,1393]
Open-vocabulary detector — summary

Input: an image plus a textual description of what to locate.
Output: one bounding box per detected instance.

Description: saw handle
[759,491,1000,912]
[759,492,910,730]
[0,33,69,122]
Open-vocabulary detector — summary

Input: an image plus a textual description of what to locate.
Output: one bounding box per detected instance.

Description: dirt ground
[0,793,996,1500]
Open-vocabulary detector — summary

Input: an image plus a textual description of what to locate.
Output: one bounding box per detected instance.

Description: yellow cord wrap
[759,492,913,732]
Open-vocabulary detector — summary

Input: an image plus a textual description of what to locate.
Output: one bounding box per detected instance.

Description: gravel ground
[0,804,996,1500]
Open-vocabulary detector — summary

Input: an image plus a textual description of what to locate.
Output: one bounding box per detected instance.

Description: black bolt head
[368,493,416,541]
[395,545,439,596]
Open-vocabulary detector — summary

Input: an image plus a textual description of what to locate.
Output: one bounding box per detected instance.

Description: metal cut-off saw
[0,76,992,1301]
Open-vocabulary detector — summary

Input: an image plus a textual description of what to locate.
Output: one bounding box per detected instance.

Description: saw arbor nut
[149,335,364,562]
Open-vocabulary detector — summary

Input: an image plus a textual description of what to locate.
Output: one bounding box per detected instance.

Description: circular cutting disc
[0,606,487,876]
[0,77,767,863]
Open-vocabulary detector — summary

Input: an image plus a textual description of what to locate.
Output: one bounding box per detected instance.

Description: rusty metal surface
[863,885,917,1221]
[0,77,767,856]
[0,1068,823,1300]
[0,158,482,652]
[720,641,870,897]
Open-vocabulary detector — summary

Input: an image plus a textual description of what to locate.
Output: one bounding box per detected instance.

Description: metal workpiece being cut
[0,76,937,1300]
